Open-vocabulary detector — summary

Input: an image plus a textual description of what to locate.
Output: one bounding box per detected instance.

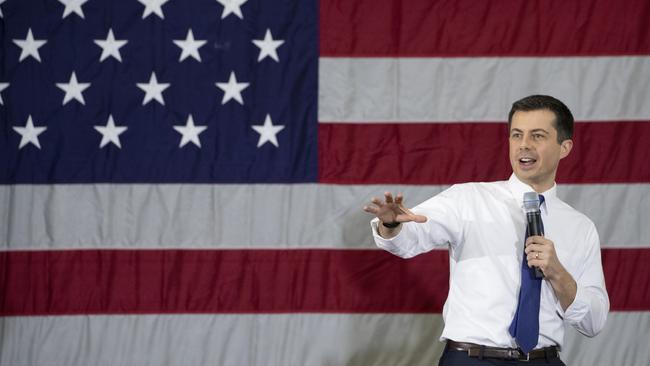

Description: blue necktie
[509,195,545,353]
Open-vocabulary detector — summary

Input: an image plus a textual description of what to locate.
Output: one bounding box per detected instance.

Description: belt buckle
[518,351,531,362]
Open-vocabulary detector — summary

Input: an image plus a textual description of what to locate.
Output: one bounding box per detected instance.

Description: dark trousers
[438,347,567,366]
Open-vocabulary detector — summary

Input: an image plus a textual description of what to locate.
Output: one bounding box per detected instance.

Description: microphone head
[523,192,540,213]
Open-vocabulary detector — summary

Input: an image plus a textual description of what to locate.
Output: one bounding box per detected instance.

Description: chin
[514,170,539,184]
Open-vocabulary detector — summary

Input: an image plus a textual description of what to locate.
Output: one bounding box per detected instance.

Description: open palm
[363,192,427,224]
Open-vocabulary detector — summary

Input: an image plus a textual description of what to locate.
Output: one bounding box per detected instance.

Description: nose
[518,134,532,150]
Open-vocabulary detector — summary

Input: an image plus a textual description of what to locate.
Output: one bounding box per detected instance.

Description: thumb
[411,214,427,223]
[400,205,427,223]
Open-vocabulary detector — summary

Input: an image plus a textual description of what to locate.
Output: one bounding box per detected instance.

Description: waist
[446,340,559,361]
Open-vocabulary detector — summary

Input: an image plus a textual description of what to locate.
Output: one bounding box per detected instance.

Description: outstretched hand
[363,192,427,224]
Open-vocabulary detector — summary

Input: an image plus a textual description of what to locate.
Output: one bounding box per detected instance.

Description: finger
[525,236,539,246]
[363,205,379,214]
[527,251,545,261]
[525,236,548,247]
[384,192,394,204]
[394,194,404,205]
[526,259,544,268]
[524,243,545,254]
[371,197,384,206]
[525,235,549,246]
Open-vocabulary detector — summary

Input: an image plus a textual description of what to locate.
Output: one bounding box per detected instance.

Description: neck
[529,182,553,193]
[517,175,555,193]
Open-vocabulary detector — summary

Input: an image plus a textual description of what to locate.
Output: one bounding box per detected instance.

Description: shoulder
[445,180,508,194]
[552,197,598,233]
[443,180,510,199]
[428,181,511,211]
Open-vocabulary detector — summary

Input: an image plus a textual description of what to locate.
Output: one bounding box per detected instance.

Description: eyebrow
[510,128,549,134]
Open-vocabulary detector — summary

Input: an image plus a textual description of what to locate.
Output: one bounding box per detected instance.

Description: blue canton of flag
[0,0,318,183]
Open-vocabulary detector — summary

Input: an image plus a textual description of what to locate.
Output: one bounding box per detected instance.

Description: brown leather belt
[447,341,559,362]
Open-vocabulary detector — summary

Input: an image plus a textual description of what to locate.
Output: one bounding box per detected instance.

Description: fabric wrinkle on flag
[1,1,649,365]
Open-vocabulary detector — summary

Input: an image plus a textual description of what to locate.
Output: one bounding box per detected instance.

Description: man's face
[508,109,573,191]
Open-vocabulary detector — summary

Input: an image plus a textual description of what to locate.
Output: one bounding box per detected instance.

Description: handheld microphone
[523,192,545,279]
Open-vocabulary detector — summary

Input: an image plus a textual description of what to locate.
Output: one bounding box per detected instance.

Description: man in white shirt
[363,95,609,365]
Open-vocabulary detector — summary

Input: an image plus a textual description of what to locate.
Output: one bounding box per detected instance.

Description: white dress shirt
[371,174,609,349]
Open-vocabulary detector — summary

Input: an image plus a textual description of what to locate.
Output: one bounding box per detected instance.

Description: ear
[559,139,573,160]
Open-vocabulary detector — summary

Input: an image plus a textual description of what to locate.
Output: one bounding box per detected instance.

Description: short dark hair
[508,95,574,143]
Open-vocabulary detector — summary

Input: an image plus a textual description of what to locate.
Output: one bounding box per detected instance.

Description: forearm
[547,269,577,311]
[547,262,608,337]
[371,216,458,259]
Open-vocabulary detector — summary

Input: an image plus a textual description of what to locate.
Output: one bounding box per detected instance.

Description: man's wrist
[377,220,402,239]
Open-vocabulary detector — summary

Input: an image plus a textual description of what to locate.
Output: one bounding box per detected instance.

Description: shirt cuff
[370,218,403,243]
[557,284,589,324]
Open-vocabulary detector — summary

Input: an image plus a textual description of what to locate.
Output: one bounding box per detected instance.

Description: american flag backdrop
[1,1,649,365]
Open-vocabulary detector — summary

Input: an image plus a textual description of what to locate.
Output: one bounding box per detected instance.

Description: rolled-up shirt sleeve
[557,224,609,337]
[371,185,464,259]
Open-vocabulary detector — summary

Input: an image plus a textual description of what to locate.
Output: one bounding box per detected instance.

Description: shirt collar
[507,173,557,213]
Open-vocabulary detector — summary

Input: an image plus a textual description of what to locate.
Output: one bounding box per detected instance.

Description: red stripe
[318,121,650,184]
[0,248,647,315]
[320,0,650,57]
[0,249,449,315]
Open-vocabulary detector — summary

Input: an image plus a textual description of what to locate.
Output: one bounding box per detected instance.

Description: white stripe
[562,312,650,365]
[0,314,444,366]
[318,56,650,123]
[1,183,647,250]
[1,313,647,366]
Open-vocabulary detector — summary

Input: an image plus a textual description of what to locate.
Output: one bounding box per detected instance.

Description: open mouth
[518,157,537,168]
